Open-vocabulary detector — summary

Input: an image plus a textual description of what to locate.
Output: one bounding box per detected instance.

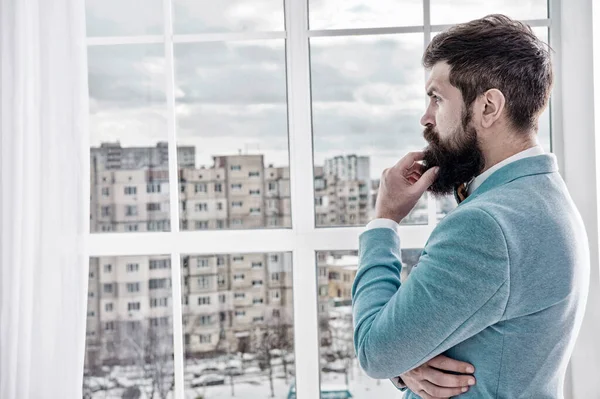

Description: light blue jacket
[352,154,589,398]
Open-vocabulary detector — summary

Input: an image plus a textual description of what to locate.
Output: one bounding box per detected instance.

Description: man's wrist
[375,209,406,223]
[366,218,399,232]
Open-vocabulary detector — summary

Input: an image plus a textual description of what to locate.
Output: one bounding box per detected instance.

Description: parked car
[223,366,243,376]
[191,374,225,387]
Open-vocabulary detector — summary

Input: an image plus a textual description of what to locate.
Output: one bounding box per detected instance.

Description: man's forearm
[352,228,405,378]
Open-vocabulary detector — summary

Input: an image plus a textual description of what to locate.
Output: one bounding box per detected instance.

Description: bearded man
[352,14,589,399]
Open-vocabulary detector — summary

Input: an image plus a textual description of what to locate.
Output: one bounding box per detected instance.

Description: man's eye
[433,95,441,103]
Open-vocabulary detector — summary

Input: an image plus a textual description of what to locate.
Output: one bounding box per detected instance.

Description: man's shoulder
[437,203,503,231]
[429,204,508,256]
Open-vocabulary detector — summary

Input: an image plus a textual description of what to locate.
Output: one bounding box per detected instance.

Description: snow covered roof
[326,255,358,270]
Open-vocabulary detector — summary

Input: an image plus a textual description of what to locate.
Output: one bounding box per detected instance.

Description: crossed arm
[352,207,510,379]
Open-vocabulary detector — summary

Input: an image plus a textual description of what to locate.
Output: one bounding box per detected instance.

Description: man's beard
[422,108,485,197]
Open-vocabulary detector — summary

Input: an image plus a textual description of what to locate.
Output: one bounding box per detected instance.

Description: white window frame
[85,0,600,398]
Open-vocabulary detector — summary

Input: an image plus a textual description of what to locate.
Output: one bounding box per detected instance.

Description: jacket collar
[455,154,559,206]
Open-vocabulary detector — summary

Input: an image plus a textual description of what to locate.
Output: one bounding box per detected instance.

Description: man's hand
[375,151,439,223]
[400,355,476,399]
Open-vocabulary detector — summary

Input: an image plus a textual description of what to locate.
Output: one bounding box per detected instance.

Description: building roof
[326,255,358,270]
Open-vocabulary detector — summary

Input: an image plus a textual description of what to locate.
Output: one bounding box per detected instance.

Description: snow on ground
[86,358,405,399]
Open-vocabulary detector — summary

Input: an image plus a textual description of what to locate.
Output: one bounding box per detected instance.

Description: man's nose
[420,111,435,127]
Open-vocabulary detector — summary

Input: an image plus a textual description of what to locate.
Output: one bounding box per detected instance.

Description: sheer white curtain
[0,0,89,397]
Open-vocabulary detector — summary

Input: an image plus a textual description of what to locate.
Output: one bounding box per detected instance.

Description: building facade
[86,143,392,368]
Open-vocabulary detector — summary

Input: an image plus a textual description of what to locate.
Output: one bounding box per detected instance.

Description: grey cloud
[176,103,288,142]
[310,36,424,103]
[312,108,426,154]
[172,0,284,34]
[86,0,163,37]
[174,42,287,105]
[88,44,166,107]
[88,34,427,165]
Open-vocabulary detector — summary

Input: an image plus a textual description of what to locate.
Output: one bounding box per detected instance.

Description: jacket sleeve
[352,207,510,379]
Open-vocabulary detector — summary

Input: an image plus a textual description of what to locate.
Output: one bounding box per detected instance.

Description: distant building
[85,143,412,368]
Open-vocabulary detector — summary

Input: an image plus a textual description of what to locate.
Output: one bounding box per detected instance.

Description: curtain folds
[0,0,89,397]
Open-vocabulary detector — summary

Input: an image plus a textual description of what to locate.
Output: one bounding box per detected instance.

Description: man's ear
[479,89,506,128]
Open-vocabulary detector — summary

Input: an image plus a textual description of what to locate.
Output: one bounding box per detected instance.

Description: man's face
[420,62,485,196]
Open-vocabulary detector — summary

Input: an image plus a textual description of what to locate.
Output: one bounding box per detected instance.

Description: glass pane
[311,34,428,227]
[436,194,456,222]
[431,0,548,25]
[85,0,163,37]
[309,0,423,30]
[173,0,284,34]
[83,256,175,398]
[89,44,172,234]
[181,252,295,398]
[174,40,290,231]
[316,249,423,398]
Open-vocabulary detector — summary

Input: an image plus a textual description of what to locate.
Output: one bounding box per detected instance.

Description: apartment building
[264,165,292,228]
[324,154,370,182]
[86,253,294,367]
[87,143,380,366]
[85,256,174,368]
[92,168,172,233]
[179,166,228,230]
[214,155,266,229]
[315,158,372,227]
[90,142,195,171]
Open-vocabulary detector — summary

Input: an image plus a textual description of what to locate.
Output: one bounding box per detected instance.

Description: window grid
[85,1,557,399]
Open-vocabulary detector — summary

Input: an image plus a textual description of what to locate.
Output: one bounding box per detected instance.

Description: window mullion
[162,0,185,397]
[285,0,322,398]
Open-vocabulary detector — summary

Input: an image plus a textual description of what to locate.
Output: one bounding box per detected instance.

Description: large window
[85,1,555,398]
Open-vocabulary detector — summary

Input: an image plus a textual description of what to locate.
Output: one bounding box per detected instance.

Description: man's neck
[480,136,539,175]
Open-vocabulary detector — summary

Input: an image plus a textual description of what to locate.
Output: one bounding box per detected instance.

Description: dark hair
[423,14,553,133]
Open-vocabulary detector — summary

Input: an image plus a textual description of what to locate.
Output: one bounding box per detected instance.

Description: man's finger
[424,366,476,388]
[407,163,424,176]
[396,151,425,171]
[408,172,421,182]
[412,166,439,193]
[420,380,469,398]
[428,355,475,374]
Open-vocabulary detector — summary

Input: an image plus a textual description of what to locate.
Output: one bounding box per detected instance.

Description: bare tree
[273,315,294,384]
[145,324,175,399]
[215,325,236,397]
[116,319,175,399]
[327,310,354,387]
[253,313,294,397]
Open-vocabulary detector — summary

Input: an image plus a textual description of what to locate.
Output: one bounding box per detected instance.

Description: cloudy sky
[86,0,550,178]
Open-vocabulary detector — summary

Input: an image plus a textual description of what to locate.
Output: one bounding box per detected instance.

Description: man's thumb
[414,166,439,193]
